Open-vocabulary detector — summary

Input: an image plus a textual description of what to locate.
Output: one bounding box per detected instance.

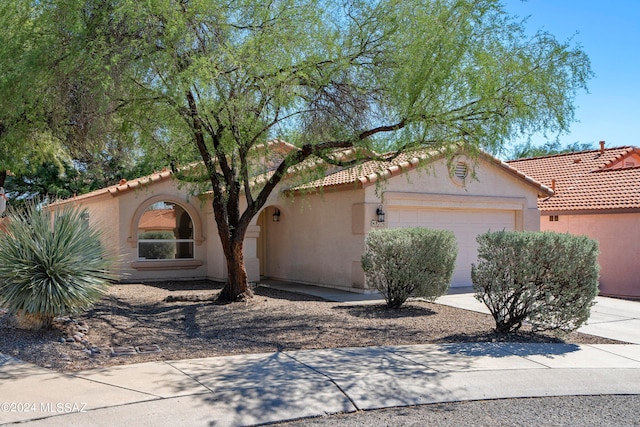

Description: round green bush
[471,230,599,334]
[362,227,457,308]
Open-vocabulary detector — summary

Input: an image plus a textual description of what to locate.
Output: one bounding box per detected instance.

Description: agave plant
[0,203,116,329]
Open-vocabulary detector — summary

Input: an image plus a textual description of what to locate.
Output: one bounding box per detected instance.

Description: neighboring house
[138,208,177,233]
[507,142,640,299]
[49,141,550,292]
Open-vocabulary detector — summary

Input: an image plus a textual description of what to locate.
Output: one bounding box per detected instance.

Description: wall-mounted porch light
[376,205,385,223]
[272,208,281,222]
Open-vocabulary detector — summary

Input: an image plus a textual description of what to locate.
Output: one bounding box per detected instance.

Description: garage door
[387,208,515,287]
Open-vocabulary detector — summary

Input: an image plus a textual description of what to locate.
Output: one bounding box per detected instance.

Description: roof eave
[480,152,554,197]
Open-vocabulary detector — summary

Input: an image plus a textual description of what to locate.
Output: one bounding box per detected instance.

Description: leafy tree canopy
[0,1,178,188]
[4,153,164,206]
[1,0,593,300]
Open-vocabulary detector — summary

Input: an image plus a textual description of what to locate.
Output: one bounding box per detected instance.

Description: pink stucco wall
[55,179,211,282]
[257,155,543,291]
[50,153,544,291]
[541,212,640,298]
[257,187,367,289]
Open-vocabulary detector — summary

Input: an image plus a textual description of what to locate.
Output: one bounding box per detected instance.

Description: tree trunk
[0,170,6,188]
[217,237,253,302]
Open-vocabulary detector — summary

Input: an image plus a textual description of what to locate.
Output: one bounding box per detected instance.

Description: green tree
[0,1,171,191]
[0,2,66,188]
[2,0,592,302]
[4,153,170,206]
[510,141,595,159]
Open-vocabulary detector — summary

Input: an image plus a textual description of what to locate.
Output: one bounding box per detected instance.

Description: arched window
[137,201,194,260]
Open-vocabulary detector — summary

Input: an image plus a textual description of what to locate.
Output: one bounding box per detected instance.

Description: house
[49,141,550,292]
[507,142,640,299]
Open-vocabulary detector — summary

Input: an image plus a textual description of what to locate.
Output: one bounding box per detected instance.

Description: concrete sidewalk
[2,343,640,426]
[2,284,640,426]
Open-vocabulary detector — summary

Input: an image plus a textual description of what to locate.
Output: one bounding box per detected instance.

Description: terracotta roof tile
[48,141,552,205]
[138,209,176,231]
[49,169,173,206]
[507,146,640,212]
[288,151,430,191]
[289,149,551,196]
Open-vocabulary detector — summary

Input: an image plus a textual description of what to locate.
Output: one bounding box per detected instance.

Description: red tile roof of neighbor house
[506,145,640,212]
[138,209,176,231]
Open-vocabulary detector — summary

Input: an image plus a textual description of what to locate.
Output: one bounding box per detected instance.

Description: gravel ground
[0,280,624,373]
[268,395,640,427]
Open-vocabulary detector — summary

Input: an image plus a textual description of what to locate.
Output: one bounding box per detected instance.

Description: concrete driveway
[264,280,640,345]
[436,293,640,344]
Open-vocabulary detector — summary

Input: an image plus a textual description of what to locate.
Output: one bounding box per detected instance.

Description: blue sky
[502,0,640,152]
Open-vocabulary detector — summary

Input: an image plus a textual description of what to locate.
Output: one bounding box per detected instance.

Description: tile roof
[48,140,296,206]
[507,146,640,212]
[287,149,553,196]
[138,209,176,231]
[49,169,174,207]
[288,150,426,191]
[48,140,552,205]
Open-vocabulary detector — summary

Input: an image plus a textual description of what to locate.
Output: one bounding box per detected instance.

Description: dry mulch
[0,280,622,373]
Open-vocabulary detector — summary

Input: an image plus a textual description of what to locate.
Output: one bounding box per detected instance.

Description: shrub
[471,230,599,334]
[0,204,117,329]
[138,231,176,259]
[361,227,457,308]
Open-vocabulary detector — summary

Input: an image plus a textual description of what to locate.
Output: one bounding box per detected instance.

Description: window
[549,215,559,222]
[137,201,194,260]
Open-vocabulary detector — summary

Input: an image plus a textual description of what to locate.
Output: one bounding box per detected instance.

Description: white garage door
[387,208,515,287]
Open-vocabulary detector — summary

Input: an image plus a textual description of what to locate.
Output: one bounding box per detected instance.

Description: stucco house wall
[43,145,548,293]
[52,175,210,282]
[507,145,640,298]
[363,155,542,287]
[542,212,640,298]
[257,187,367,290]
[257,154,545,291]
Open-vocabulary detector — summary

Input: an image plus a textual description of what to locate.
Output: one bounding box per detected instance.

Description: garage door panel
[388,208,515,287]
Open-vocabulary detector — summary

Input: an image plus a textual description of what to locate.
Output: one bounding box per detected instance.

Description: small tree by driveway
[471,230,599,334]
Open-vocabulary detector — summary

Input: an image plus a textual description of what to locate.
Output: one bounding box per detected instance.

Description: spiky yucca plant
[0,204,116,329]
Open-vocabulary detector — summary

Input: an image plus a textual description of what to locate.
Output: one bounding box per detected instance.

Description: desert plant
[0,203,116,329]
[362,227,457,308]
[471,230,599,334]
